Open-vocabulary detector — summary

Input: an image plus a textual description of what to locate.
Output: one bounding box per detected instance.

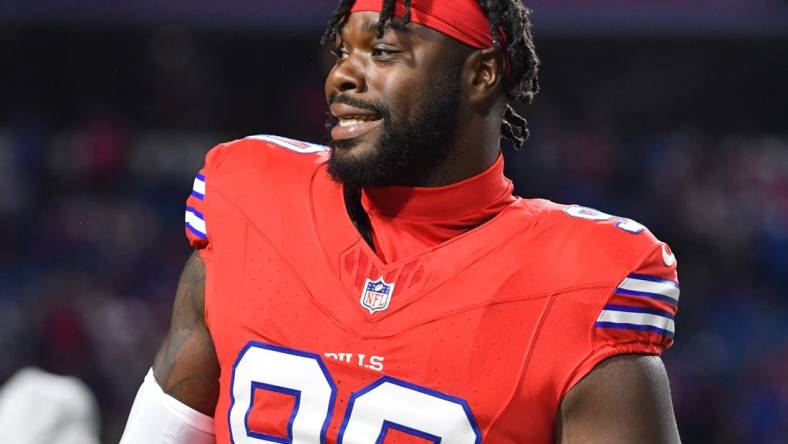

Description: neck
[415,121,502,187]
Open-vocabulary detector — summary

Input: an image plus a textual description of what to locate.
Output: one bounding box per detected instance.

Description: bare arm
[152,251,220,416]
[556,355,680,444]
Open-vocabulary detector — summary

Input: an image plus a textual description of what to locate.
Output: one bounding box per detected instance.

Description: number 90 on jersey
[229,341,481,444]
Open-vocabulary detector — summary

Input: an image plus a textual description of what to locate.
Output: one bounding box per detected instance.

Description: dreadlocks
[321,0,540,150]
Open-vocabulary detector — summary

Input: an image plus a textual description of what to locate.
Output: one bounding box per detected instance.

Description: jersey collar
[360,154,515,223]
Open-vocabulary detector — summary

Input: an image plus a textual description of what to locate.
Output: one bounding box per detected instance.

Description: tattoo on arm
[152,251,220,415]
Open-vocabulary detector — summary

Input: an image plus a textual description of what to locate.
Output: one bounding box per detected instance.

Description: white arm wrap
[120,368,215,444]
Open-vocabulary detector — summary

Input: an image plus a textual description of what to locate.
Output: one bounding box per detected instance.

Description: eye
[371,46,399,59]
[331,45,349,60]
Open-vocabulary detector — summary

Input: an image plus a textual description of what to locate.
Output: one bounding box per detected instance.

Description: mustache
[328,92,386,115]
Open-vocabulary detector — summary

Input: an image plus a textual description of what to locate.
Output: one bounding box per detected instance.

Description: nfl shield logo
[360,277,396,314]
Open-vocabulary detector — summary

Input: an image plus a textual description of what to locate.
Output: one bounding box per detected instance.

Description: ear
[463,47,505,110]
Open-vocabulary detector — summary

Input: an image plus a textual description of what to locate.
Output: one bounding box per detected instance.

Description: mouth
[329,102,385,143]
[338,115,381,127]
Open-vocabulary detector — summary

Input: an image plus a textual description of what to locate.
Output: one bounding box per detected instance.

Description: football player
[121,1,681,443]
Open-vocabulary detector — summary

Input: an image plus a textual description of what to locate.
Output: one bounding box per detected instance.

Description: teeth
[339,118,366,127]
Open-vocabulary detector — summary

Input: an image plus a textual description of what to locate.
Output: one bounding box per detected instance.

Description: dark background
[0,1,786,442]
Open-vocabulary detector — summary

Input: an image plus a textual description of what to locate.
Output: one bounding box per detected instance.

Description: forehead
[337,11,445,43]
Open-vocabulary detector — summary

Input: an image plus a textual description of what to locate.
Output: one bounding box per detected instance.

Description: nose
[326,55,367,97]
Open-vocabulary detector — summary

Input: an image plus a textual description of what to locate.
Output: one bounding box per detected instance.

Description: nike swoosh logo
[662,244,676,267]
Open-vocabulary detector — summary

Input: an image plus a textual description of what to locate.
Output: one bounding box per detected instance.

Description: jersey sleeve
[185,169,209,249]
[183,136,326,251]
[184,144,229,251]
[564,240,680,392]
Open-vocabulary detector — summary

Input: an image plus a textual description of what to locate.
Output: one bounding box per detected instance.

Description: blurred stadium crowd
[1,2,787,443]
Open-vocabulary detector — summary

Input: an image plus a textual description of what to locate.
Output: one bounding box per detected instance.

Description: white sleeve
[120,369,215,444]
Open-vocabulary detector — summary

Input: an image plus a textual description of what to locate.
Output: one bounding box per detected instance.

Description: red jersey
[184,135,679,444]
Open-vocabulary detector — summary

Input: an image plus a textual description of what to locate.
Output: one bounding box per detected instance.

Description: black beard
[325,67,462,189]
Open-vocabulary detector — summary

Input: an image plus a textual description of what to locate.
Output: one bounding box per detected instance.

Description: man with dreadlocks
[121,1,681,443]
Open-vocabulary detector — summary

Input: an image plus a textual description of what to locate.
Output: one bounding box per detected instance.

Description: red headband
[351,0,493,49]
[349,0,510,75]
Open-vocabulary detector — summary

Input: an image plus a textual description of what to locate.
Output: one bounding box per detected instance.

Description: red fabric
[351,0,494,49]
[361,154,515,263]
[188,136,678,443]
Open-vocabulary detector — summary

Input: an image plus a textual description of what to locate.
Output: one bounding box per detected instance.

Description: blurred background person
[0,367,100,444]
[0,0,785,442]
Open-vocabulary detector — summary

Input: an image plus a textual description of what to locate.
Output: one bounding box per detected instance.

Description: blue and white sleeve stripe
[191,173,206,200]
[615,273,680,306]
[595,304,675,337]
[185,206,207,239]
[595,272,681,338]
